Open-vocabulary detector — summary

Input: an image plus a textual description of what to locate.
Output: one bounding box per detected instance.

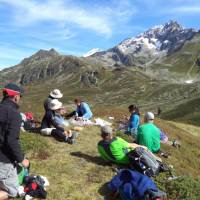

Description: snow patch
[185,79,193,84]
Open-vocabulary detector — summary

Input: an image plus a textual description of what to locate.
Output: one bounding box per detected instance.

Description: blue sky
[0,0,200,69]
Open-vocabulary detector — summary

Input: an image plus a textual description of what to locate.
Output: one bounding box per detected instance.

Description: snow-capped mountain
[83,48,102,57]
[90,20,199,67]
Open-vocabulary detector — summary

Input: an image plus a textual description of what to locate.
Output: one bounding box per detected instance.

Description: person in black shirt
[0,83,29,200]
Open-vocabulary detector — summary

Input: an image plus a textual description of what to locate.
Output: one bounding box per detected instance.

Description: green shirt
[98,137,131,164]
[137,122,160,153]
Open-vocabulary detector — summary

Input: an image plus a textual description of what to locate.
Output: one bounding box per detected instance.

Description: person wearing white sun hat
[44,89,63,112]
[41,99,77,144]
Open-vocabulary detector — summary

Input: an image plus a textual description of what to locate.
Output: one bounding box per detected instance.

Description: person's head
[128,104,140,115]
[49,89,63,99]
[49,99,63,112]
[74,98,82,106]
[101,126,113,141]
[144,112,155,123]
[2,83,24,105]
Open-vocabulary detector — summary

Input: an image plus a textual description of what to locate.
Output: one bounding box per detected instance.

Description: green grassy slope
[16,115,200,200]
[161,97,200,126]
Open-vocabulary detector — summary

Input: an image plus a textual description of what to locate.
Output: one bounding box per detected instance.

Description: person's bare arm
[128,143,148,150]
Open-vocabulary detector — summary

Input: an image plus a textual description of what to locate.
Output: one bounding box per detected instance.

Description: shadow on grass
[70,151,112,166]
[98,182,120,200]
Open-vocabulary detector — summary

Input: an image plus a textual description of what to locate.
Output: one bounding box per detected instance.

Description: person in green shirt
[98,126,146,164]
[137,112,160,153]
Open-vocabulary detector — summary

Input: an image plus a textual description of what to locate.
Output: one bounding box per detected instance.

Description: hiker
[43,89,63,112]
[124,105,140,137]
[0,83,29,200]
[157,107,162,116]
[98,126,147,165]
[137,112,160,153]
[41,99,76,144]
[66,98,93,120]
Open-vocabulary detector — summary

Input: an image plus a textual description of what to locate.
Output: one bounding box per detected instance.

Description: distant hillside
[151,34,200,78]
[1,21,200,118]
[162,97,200,126]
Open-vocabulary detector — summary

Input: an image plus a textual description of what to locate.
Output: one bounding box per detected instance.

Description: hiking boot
[172,140,181,148]
[68,132,79,144]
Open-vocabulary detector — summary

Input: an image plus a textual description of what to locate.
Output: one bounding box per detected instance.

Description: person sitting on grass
[66,98,93,120]
[98,126,146,165]
[124,105,140,137]
[137,112,160,153]
[41,99,77,144]
[43,89,63,113]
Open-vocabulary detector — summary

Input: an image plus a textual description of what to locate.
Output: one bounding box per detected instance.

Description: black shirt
[43,96,53,112]
[0,98,24,163]
[41,110,65,132]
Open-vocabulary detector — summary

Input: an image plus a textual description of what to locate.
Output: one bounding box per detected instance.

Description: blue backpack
[108,169,166,200]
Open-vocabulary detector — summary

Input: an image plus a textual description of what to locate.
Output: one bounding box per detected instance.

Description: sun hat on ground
[49,99,63,110]
[144,112,155,121]
[49,89,63,99]
[3,83,24,97]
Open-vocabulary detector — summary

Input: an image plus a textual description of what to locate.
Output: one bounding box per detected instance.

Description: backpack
[24,120,36,131]
[24,112,34,121]
[108,169,166,200]
[127,147,167,177]
[24,175,47,199]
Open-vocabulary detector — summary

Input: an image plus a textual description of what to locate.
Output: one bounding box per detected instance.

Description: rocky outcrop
[0,49,99,86]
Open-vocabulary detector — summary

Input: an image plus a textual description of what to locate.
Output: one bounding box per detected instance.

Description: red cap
[3,88,20,97]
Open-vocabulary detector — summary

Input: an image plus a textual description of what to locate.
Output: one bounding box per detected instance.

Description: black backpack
[127,147,168,177]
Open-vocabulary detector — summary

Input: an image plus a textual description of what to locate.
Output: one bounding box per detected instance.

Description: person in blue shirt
[74,99,93,120]
[65,98,93,120]
[125,105,140,138]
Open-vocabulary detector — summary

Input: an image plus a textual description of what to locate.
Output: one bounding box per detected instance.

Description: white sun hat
[144,112,155,121]
[49,99,63,110]
[49,89,63,99]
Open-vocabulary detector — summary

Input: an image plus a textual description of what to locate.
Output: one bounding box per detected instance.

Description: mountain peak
[33,48,59,58]
[92,20,198,67]
[21,48,60,65]
[163,20,183,31]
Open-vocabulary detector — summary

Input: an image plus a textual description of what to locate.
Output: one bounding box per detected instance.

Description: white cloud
[0,0,137,37]
[171,6,200,13]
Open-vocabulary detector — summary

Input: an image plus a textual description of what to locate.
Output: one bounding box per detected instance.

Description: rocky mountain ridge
[89,20,199,67]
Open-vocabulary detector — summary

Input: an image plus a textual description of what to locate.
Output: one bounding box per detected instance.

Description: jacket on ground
[108,169,158,200]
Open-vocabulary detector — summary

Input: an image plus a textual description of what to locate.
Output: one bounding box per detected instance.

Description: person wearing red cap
[0,83,29,200]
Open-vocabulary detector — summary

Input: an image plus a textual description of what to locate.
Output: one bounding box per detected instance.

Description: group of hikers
[0,83,179,199]
[40,89,92,144]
